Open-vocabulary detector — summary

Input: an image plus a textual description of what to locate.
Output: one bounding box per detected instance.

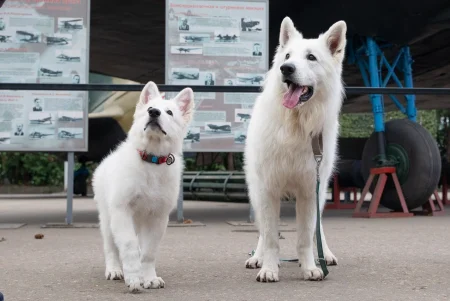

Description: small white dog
[244,17,347,282]
[92,82,194,292]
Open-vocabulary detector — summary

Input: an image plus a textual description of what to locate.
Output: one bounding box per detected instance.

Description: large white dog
[244,17,347,282]
[92,82,194,293]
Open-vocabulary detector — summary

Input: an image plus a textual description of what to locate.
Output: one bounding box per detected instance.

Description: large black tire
[361,119,441,211]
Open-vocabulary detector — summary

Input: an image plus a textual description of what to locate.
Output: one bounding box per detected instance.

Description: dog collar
[137,150,175,165]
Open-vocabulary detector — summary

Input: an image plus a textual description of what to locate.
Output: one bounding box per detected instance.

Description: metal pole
[403,46,417,122]
[65,152,75,225]
[177,178,184,223]
[367,37,387,163]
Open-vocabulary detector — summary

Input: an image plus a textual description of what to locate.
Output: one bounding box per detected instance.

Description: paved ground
[1,197,450,301]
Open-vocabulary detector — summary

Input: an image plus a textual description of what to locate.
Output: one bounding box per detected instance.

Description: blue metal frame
[347,36,417,162]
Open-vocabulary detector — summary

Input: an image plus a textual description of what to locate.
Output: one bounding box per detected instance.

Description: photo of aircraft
[57,53,81,62]
[58,130,82,139]
[0,35,12,43]
[29,131,54,139]
[182,35,208,42]
[174,47,201,53]
[172,71,199,80]
[235,134,247,143]
[39,68,62,77]
[58,115,82,122]
[237,75,264,84]
[30,115,52,125]
[215,34,238,42]
[241,18,261,31]
[46,36,70,45]
[59,19,83,30]
[184,131,200,143]
[236,113,251,121]
[0,137,10,144]
[16,30,40,43]
[206,124,231,132]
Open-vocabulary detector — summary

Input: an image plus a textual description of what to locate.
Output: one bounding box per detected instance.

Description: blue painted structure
[347,36,417,163]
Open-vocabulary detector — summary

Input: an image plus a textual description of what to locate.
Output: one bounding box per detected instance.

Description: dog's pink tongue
[283,85,303,109]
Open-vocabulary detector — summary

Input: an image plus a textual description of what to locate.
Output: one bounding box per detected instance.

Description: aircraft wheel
[361,119,441,211]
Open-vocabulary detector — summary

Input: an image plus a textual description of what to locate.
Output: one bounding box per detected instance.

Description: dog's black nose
[148,108,161,118]
[280,63,296,75]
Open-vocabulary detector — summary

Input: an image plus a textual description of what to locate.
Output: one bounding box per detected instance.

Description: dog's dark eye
[166,110,173,116]
[285,53,290,60]
[307,54,317,61]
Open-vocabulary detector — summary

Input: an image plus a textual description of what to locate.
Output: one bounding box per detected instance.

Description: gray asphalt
[1,198,450,301]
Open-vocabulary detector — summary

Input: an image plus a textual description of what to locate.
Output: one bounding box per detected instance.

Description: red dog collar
[137,150,175,165]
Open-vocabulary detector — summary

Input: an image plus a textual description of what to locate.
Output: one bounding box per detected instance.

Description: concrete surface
[1,197,450,301]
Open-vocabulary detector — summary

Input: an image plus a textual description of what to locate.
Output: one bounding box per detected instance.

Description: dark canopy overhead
[90,0,450,112]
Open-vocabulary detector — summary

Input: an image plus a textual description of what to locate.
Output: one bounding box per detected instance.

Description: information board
[0,0,90,152]
[165,0,269,152]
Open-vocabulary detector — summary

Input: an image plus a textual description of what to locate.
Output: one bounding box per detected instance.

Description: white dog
[92,82,194,292]
[244,17,347,282]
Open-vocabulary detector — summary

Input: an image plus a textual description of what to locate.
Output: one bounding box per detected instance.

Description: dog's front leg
[110,209,142,293]
[254,190,281,283]
[138,214,169,289]
[295,189,324,281]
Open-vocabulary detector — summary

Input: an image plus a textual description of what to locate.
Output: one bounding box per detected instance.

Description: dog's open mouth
[282,80,314,109]
[144,120,167,135]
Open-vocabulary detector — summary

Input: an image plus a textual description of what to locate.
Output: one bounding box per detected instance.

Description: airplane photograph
[0,35,11,43]
[0,132,10,144]
[236,112,252,122]
[57,110,83,122]
[46,34,71,46]
[234,133,247,143]
[171,70,199,80]
[240,18,263,32]
[15,30,40,43]
[28,131,54,139]
[58,18,83,31]
[39,67,63,77]
[236,74,265,85]
[205,123,232,133]
[58,129,83,139]
[180,34,210,43]
[28,113,54,125]
[171,46,202,54]
[184,128,200,143]
[56,53,81,62]
[214,33,239,43]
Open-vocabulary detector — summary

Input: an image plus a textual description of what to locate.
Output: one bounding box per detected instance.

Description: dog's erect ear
[174,87,194,124]
[322,20,347,59]
[279,17,301,47]
[138,81,160,106]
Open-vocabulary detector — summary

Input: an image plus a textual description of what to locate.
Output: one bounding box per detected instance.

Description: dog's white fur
[243,17,347,282]
[92,82,194,292]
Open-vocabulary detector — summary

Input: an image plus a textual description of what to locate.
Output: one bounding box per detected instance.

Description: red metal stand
[411,190,445,216]
[353,167,413,218]
[325,174,358,210]
[442,174,450,205]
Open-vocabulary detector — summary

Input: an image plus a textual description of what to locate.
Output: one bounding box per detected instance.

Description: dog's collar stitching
[137,150,175,165]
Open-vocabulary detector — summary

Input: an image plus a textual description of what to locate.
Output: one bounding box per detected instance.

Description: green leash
[312,134,329,277]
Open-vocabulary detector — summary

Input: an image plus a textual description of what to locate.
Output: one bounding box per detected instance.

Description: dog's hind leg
[295,188,325,281]
[99,208,123,281]
[137,214,169,289]
[251,188,281,283]
[110,208,142,293]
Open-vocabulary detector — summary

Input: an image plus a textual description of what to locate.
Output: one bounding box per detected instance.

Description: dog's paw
[143,277,165,289]
[256,268,279,283]
[245,255,263,269]
[125,276,142,293]
[302,267,324,281]
[325,251,338,266]
[105,268,124,280]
